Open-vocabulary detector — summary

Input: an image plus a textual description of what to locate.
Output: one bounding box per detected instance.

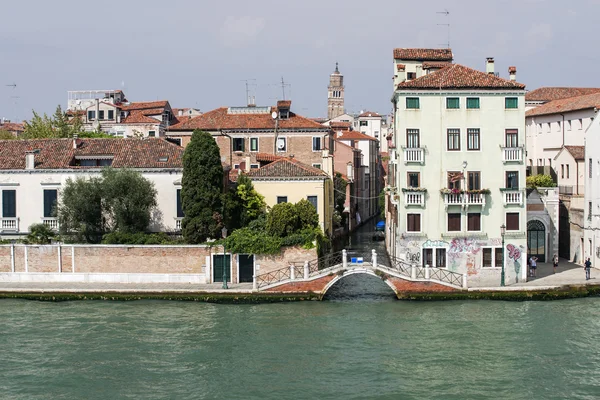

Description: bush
[101,232,181,245]
[26,223,56,244]
[526,174,556,189]
[267,202,298,237]
[224,227,282,255]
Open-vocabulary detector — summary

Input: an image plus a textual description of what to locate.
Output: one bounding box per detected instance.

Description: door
[238,254,254,283]
[527,220,546,262]
[213,254,231,283]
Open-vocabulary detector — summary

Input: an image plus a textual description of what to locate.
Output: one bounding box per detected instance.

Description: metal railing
[429,268,463,287]
[387,255,412,276]
[256,265,293,289]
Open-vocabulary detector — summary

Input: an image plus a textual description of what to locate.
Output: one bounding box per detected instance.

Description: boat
[373,221,385,241]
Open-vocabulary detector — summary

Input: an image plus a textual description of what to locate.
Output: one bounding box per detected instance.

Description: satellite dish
[277,138,285,150]
[271,111,278,119]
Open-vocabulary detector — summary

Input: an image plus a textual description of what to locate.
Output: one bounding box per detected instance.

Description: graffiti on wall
[449,238,483,255]
[406,250,421,264]
[422,240,449,248]
[506,243,525,283]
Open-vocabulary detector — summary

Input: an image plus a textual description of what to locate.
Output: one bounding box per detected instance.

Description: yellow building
[248,158,334,236]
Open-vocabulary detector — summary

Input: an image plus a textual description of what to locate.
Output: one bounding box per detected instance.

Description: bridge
[253,250,467,299]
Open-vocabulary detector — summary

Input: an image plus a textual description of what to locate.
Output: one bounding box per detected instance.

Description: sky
[1,0,598,122]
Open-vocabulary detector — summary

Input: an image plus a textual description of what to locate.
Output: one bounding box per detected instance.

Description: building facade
[583,113,600,268]
[388,60,528,286]
[0,138,184,237]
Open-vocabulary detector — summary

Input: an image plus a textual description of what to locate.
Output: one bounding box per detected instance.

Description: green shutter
[505,97,518,109]
[406,98,420,109]
[467,98,480,109]
[446,98,460,109]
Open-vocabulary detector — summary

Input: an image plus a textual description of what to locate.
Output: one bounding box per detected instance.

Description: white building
[388,58,528,286]
[583,113,600,267]
[355,111,388,152]
[0,138,184,237]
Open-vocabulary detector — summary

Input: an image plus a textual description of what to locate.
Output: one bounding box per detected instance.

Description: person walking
[553,254,559,274]
[529,256,538,278]
[584,257,592,280]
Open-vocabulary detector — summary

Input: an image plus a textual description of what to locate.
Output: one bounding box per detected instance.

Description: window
[447,171,462,190]
[359,121,368,127]
[87,110,95,120]
[579,119,583,129]
[505,97,518,109]
[108,110,114,120]
[506,171,519,189]
[406,97,420,109]
[312,163,322,169]
[407,214,421,232]
[482,248,503,268]
[233,138,245,152]
[467,213,481,231]
[43,189,57,218]
[447,129,460,151]
[148,130,156,137]
[176,189,184,218]
[2,190,15,218]
[276,138,287,152]
[407,72,416,80]
[98,110,105,120]
[79,159,113,167]
[307,196,318,210]
[566,164,570,179]
[277,196,287,204]
[567,120,572,130]
[557,121,561,130]
[406,129,420,148]
[506,212,519,230]
[423,248,433,267]
[538,158,543,166]
[448,213,461,232]
[468,172,481,190]
[312,137,322,151]
[590,158,593,179]
[249,138,259,152]
[561,164,565,179]
[408,172,420,188]
[505,129,518,147]
[446,97,460,109]
[589,202,592,221]
[466,97,480,109]
[250,164,259,169]
[435,249,446,268]
[467,129,480,150]
[167,137,182,146]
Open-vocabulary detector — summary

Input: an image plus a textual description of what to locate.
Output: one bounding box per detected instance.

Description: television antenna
[5,83,16,89]
[280,76,291,100]
[436,9,450,48]
[241,79,257,105]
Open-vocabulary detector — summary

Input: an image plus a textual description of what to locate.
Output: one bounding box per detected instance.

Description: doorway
[527,220,546,262]
[238,254,254,283]
[213,254,231,283]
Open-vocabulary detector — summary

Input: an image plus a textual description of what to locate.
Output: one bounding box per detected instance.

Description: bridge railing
[429,268,463,287]
[386,255,412,277]
[307,251,344,276]
[256,266,293,289]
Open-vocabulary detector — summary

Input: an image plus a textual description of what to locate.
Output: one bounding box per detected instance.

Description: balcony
[0,218,18,232]
[403,147,424,165]
[503,189,524,206]
[403,189,426,207]
[501,147,523,163]
[175,218,183,231]
[442,189,489,209]
[42,218,59,231]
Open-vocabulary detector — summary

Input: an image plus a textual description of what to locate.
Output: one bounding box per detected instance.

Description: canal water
[2,222,600,399]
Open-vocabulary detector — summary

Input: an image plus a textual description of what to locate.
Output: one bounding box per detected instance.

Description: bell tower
[327,62,345,120]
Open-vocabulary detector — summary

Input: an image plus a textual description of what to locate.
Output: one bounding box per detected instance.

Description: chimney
[178,109,183,117]
[486,57,495,75]
[396,64,406,82]
[72,134,82,149]
[25,151,35,170]
[509,66,517,81]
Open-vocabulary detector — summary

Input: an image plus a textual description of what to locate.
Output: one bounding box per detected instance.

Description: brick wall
[387,277,459,293]
[255,247,318,275]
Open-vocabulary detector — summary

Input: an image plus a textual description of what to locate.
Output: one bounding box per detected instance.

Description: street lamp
[221,227,228,289]
[500,224,506,287]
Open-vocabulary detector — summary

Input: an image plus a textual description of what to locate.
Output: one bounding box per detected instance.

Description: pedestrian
[529,256,538,278]
[584,257,592,280]
[553,254,559,274]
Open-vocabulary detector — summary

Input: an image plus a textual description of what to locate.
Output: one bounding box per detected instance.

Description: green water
[1,281,600,400]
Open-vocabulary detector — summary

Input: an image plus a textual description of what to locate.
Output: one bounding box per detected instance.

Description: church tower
[327,63,345,120]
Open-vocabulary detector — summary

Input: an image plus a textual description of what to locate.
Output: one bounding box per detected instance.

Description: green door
[213,254,231,283]
[238,255,254,283]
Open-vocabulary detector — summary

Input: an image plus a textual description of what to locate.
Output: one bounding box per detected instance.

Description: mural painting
[506,243,525,283]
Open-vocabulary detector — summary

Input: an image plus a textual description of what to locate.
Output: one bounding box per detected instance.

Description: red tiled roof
[564,146,585,161]
[121,110,161,124]
[422,61,452,70]
[277,100,291,109]
[396,64,406,70]
[358,111,381,118]
[247,157,328,179]
[255,153,283,162]
[525,92,600,117]
[396,64,526,90]
[0,138,183,169]
[525,87,600,102]
[0,122,24,132]
[121,101,169,111]
[329,121,352,130]
[334,130,377,141]
[168,106,328,131]
[393,48,453,61]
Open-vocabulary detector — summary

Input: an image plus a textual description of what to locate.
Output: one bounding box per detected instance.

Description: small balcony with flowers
[440,188,490,210]
[401,187,427,207]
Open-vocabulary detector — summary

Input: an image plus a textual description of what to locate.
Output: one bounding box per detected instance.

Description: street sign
[351,257,363,264]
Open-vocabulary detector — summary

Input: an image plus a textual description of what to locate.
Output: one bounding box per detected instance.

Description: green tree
[295,199,319,229]
[236,174,266,226]
[58,176,105,243]
[0,130,16,140]
[526,174,557,189]
[101,169,158,233]
[333,173,347,214]
[266,202,298,237]
[181,130,224,243]
[26,223,56,244]
[22,105,84,139]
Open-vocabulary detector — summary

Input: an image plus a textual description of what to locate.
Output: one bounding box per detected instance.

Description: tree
[236,174,266,226]
[22,105,84,139]
[333,173,347,214]
[58,176,105,243]
[267,202,298,237]
[26,223,56,244]
[0,130,16,140]
[295,199,319,229]
[526,174,557,189]
[181,130,224,243]
[101,168,158,233]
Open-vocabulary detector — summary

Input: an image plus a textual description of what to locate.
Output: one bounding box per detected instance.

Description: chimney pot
[25,151,35,170]
[509,66,517,81]
[73,134,79,149]
[486,57,495,75]
[178,109,183,116]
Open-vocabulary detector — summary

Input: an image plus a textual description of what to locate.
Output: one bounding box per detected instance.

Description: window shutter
[2,190,16,218]
[43,189,58,218]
